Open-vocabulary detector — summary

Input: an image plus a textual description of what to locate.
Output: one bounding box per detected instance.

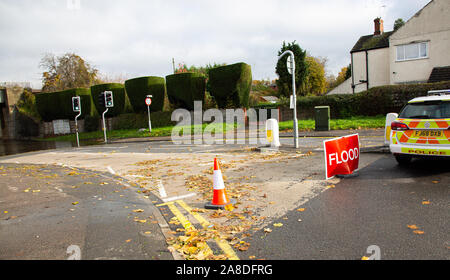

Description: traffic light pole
[102,108,109,143]
[74,111,81,147]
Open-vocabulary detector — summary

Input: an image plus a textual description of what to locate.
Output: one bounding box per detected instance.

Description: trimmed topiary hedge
[124,76,165,113]
[208,62,252,108]
[294,81,450,118]
[112,111,176,130]
[166,72,206,110]
[35,88,92,122]
[90,83,126,117]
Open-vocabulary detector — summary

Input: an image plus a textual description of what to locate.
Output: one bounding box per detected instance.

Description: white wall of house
[368,47,390,87]
[327,78,352,95]
[349,47,390,94]
[351,51,367,93]
[389,0,450,84]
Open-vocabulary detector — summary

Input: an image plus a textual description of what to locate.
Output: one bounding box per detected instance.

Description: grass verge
[278,115,385,131]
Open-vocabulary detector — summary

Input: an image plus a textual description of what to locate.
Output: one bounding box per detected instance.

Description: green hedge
[112,111,176,130]
[90,83,126,117]
[208,62,252,108]
[124,76,165,113]
[166,72,206,110]
[293,81,450,119]
[35,88,92,122]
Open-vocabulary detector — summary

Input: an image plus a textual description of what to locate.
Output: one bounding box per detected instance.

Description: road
[0,129,448,260]
[238,154,450,260]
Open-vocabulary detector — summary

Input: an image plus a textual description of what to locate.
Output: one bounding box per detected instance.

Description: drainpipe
[365,50,369,90]
[351,53,355,94]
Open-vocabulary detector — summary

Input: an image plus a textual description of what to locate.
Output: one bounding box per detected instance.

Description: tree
[275,41,308,97]
[325,63,351,92]
[302,55,327,96]
[394,18,405,31]
[40,52,99,92]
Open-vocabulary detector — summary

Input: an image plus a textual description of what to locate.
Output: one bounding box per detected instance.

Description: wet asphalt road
[0,163,171,260]
[239,154,450,260]
[1,131,448,260]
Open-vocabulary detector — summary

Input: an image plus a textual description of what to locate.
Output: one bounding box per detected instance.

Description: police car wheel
[395,154,412,165]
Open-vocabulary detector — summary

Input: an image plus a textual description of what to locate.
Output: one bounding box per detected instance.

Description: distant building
[0,83,40,139]
[328,0,450,95]
[259,96,279,104]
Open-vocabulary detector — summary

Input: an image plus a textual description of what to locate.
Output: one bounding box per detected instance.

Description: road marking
[164,202,215,257]
[158,180,167,198]
[176,200,239,260]
[157,199,239,260]
[161,193,196,203]
[107,166,115,175]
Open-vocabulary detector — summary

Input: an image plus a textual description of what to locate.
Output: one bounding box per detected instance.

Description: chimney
[374,17,384,35]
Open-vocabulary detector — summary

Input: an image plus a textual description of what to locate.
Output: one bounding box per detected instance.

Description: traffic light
[72,96,81,112]
[104,91,114,108]
[98,92,105,108]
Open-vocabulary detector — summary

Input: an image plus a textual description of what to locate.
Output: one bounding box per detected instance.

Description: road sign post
[72,96,81,147]
[278,50,298,148]
[145,95,153,134]
[101,91,114,143]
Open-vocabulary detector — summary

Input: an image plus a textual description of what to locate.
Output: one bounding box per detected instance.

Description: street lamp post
[278,50,299,148]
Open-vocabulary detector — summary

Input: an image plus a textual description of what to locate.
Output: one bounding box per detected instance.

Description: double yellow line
[157,200,239,260]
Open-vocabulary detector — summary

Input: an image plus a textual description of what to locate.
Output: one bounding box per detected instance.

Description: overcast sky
[0,0,431,89]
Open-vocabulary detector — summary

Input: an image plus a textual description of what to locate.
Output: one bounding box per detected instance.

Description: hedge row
[125,76,165,113]
[166,73,206,111]
[90,83,126,117]
[36,62,253,122]
[35,88,92,122]
[292,81,450,119]
[112,111,176,130]
[208,62,252,109]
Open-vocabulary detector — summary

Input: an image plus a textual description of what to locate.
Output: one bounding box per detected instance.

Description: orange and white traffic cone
[205,157,236,209]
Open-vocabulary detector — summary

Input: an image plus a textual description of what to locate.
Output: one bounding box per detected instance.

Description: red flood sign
[323,134,360,179]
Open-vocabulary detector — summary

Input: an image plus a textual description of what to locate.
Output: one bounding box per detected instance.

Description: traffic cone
[205,157,236,209]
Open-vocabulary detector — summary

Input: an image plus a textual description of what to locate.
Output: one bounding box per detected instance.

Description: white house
[328,0,450,95]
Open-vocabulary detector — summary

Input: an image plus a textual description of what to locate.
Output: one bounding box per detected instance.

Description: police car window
[399,101,450,118]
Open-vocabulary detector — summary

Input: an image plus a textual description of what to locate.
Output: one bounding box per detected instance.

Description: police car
[389,89,450,164]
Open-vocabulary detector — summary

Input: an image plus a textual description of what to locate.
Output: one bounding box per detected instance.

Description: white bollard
[385,113,398,145]
[266,118,281,147]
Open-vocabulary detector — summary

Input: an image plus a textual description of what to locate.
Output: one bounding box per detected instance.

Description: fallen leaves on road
[134,218,147,224]
[72,202,79,205]
[407,224,425,235]
[297,208,306,212]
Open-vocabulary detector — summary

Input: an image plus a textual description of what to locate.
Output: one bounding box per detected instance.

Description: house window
[396,42,428,61]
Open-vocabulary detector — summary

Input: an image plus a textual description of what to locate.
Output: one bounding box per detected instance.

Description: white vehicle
[387,89,450,164]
